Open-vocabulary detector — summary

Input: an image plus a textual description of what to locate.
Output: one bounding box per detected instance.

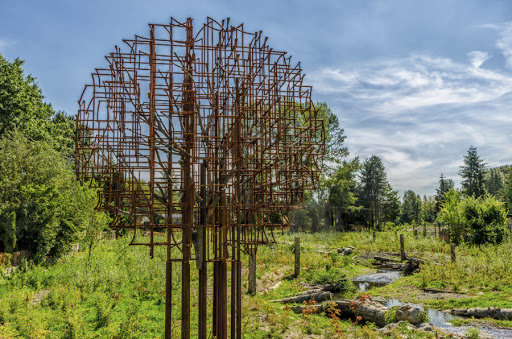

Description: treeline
[0,54,109,262]
[291,113,511,245]
[290,105,401,232]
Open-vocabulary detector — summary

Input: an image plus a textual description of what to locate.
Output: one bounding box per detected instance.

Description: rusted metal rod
[75,16,325,338]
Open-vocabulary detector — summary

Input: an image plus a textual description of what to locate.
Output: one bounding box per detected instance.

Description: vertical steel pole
[181,17,195,339]
[149,25,156,259]
[198,161,207,339]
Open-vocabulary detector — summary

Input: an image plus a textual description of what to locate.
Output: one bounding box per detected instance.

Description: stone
[395,305,424,324]
[416,322,433,331]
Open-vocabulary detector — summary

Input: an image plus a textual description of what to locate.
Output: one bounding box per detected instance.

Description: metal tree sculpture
[76,17,325,338]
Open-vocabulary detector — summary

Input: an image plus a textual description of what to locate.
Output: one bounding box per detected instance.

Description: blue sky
[2,0,512,197]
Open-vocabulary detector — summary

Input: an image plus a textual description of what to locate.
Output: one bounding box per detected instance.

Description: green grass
[1,229,511,337]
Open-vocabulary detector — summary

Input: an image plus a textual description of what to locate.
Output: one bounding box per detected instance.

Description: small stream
[351,271,512,339]
[352,270,402,292]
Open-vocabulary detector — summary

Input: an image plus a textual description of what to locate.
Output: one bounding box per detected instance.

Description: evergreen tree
[485,168,505,200]
[325,158,360,230]
[358,155,389,230]
[459,146,486,198]
[435,173,454,212]
[400,190,422,224]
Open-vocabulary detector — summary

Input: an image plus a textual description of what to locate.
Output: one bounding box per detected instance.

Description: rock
[396,305,425,324]
[31,289,51,305]
[337,247,353,255]
[416,322,434,331]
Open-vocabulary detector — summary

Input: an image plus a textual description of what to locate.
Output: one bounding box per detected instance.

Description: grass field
[1,228,511,338]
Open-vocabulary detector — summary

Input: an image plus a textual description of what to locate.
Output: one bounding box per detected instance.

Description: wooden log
[373,256,400,263]
[271,291,332,304]
[330,299,389,327]
[289,304,324,314]
[248,249,257,295]
[294,237,300,277]
[450,307,512,320]
[400,234,406,261]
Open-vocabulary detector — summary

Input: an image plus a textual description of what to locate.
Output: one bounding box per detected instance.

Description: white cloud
[467,51,490,69]
[311,53,512,115]
[309,22,512,197]
[496,23,512,69]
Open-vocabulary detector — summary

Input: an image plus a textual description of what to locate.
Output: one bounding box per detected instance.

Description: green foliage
[459,146,487,198]
[465,327,482,339]
[358,156,397,229]
[400,190,422,224]
[421,195,437,223]
[435,173,454,212]
[304,267,351,288]
[0,131,109,261]
[315,102,348,166]
[438,189,508,244]
[384,306,398,324]
[324,158,361,230]
[0,54,53,138]
[485,168,505,200]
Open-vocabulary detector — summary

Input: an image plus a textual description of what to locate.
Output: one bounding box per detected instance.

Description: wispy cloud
[311,53,512,115]
[310,22,512,196]
[496,23,512,69]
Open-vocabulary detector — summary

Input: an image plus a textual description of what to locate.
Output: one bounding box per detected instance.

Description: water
[352,270,402,292]
[386,299,512,339]
[351,272,512,338]
[385,298,455,328]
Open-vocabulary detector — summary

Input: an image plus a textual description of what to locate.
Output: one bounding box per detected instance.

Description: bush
[0,132,110,262]
[438,190,508,244]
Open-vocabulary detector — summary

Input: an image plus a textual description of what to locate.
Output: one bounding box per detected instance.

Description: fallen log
[327,299,389,327]
[450,307,512,320]
[373,256,400,263]
[289,298,427,328]
[289,304,324,314]
[271,291,332,304]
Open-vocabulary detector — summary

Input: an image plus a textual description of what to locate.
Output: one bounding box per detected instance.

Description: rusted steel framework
[76,17,325,338]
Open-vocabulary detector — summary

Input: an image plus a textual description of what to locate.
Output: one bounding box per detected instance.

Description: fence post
[294,237,300,277]
[248,249,257,295]
[451,243,456,263]
[373,231,376,242]
[400,234,406,261]
[423,223,427,237]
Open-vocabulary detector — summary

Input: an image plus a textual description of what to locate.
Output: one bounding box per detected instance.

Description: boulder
[395,305,425,324]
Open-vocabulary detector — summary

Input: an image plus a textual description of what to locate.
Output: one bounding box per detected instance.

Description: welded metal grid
[76,17,324,338]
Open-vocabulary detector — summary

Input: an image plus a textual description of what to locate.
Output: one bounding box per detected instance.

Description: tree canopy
[459,146,486,198]
[438,189,508,244]
[358,155,391,230]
